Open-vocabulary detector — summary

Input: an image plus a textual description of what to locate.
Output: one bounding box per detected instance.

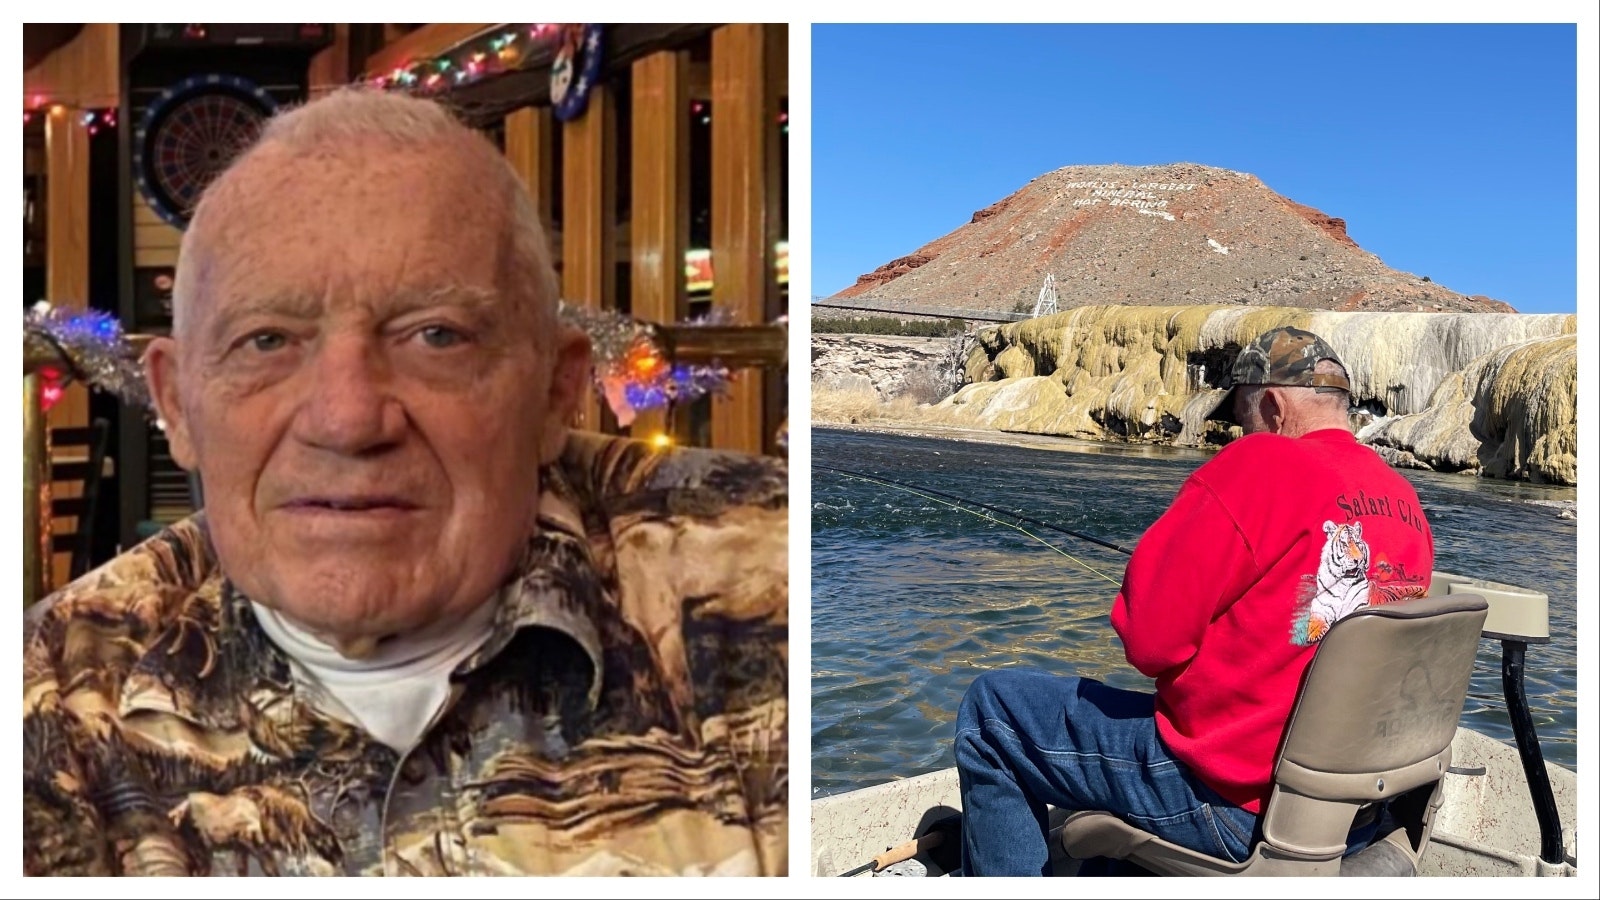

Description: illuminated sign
[684,241,789,294]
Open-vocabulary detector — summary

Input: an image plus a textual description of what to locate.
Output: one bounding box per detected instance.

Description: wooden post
[45,104,91,587]
[44,106,89,423]
[561,84,617,433]
[710,24,784,455]
[23,375,51,607]
[504,106,555,233]
[630,50,691,444]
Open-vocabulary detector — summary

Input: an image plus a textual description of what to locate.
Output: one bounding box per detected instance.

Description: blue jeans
[954,670,1258,876]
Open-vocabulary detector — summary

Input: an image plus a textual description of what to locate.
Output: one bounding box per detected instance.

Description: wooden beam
[405,24,720,130]
[709,24,784,455]
[362,23,495,79]
[23,23,118,109]
[24,24,84,70]
[630,50,692,444]
[561,85,617,434]
[504,106,555,232]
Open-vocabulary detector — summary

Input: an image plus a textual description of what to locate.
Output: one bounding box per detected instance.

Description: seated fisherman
[952,326,1434,875]
[23,88,789,877]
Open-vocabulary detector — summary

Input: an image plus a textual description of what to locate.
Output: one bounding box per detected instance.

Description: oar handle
[840,830,946,876]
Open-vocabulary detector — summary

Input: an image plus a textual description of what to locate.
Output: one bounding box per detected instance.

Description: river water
[811,426,1579,798]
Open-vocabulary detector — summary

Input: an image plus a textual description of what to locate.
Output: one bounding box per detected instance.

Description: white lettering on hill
[1066,180,1198,223]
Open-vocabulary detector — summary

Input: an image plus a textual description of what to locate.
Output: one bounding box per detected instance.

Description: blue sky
[812,24,1580,314]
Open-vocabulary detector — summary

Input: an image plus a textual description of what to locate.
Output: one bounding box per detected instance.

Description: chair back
[1256,594,1489,870]
[48,418,112,580]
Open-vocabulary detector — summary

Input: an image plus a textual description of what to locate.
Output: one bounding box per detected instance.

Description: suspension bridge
[811,275,1064,325]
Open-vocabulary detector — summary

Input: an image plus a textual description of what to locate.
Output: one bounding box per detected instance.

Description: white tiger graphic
[1303,520,1370,643]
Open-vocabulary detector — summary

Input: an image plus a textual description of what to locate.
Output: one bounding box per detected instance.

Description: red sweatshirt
[1110,428,1434,813]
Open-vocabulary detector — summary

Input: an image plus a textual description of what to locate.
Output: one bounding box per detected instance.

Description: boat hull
[810,727,1577,877]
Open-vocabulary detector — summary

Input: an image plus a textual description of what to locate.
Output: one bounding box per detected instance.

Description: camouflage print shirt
[23,432,788,876]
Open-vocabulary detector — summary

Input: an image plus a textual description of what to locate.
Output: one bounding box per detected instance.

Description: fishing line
[817,464,1130,586]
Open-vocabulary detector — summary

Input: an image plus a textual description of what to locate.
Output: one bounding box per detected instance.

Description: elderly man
[23,89,788,877]
[953,326,1434,875]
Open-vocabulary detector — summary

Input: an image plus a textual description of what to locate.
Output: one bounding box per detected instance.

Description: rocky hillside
[831,163,1517,317]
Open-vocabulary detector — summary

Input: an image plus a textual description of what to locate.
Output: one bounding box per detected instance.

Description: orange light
[624,342,668,382]
[49,104,66,117]
[649,432,673,449]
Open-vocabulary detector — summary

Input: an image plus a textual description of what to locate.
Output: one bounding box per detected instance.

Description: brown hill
[830,163,1517,316]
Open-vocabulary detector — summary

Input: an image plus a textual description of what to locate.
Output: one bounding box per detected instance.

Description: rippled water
[811,427,1578,798]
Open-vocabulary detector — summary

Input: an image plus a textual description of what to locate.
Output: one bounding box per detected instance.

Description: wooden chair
[1059,594,1490,876]
[49,418,111,580]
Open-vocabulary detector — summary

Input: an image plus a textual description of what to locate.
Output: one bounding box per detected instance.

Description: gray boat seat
[1060,593,1489,876]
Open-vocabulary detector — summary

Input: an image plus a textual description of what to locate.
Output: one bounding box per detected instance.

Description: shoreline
[812,419,1221,463]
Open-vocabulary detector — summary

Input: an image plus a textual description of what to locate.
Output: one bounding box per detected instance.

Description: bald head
[173,88,558,346]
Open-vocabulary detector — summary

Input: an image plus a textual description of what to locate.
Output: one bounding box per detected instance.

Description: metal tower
[1031,273,1059,318]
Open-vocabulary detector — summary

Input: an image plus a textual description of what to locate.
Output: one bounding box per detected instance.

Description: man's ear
[1260,388,1285,433]
[144,337,198,470]
[538,325,593,464]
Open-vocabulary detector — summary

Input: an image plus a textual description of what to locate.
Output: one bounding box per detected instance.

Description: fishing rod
[817,464,1137,558]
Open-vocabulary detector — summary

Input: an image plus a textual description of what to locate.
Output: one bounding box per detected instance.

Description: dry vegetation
[810,385,930,426]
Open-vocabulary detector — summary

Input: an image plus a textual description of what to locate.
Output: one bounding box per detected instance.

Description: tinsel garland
[23,304,776,441]
[557,302,736,427]
[22,305,151,411]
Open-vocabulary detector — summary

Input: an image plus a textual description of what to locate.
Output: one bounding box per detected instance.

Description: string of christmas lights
[364,23,565,95]
[22,98,117,132]
[357,25,788,130]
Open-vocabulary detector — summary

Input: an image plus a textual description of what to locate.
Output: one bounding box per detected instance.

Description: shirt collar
[119,472,609,721]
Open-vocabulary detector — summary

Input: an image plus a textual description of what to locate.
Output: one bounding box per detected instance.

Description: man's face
[147,139,587,649]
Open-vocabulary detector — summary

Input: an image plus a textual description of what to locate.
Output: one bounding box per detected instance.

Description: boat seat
[1060,593,1489,876]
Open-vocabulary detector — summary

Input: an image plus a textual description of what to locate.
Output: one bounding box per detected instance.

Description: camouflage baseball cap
[1207,326,1351,423]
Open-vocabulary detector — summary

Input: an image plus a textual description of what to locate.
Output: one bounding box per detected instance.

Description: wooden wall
[314,22,788,454]
[511,23,789,454]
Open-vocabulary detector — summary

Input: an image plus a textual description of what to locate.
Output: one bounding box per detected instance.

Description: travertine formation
[933,306,1576,485]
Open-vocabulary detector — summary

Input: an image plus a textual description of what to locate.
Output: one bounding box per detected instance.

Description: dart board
[134,74,279,230]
